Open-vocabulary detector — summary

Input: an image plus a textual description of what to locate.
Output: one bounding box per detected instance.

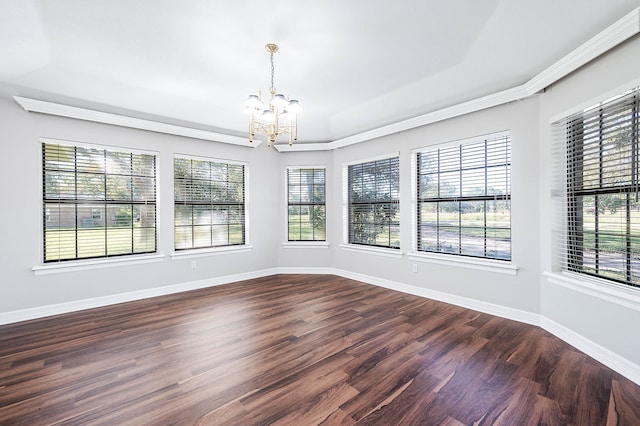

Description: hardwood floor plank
[340,342,430,421]
[353,369,443,425]
[574,361,614,425]
[0,274,639,425]
[607,378,640,425]
[266,381,359,426]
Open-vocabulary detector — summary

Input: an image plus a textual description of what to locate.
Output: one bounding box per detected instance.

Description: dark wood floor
[1,274,639,425]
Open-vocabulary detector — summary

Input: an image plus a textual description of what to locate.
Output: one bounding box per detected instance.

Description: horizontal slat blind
[287,168,326,241]
[416,133,511,260]
[552,88,640,287]
[43,142,157,262]
[347,156,400,248]
[174,157,246,250]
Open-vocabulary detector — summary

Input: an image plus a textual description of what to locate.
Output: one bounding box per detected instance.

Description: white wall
[0,95,281,313]
[1,32,639,384]
[330,97,541,315]
[538,36,640,369]
[276,151,334,269]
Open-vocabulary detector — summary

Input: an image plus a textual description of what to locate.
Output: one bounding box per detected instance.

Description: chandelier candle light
[243,43,303,146]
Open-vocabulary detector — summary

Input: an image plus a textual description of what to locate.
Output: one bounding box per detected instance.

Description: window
[554,87,640,288]
[346,155,400,248]
[287,167,326,241]
[174,156,246,250]
[43,141,157,262]
[415,133,511,260]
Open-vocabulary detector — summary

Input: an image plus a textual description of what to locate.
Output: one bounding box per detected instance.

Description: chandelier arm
[244,43,300,146]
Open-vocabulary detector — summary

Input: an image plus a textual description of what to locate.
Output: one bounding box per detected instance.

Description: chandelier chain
[270,50,276,96]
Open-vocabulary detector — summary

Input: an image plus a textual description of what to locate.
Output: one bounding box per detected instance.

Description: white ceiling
[2,0,640,143]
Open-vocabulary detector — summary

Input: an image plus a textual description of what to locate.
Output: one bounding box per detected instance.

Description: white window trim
[33,253,165,275]
[341,152,401,168]
[410,131,513,266]
[282,242,330,249]
[342,152,401,250]
[41,137,159,156]
[170,245,253,259]
[339,243,404,259]
[544,271,640,311]
[173,153,250,251]
[549,76,640,124]
[407,251,518,275]
[550,84,640,290]
[283,165,327,244]
[411,130,511,154]
[174,152,247,165]
[39,137,160,267]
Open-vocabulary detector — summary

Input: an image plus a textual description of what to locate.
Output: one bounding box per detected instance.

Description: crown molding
[13,96,259,147]
[524,7,640,95]
[288,7,640,152]
[273,142,333,152]
[330,86,527,150]
[12,8,640,152]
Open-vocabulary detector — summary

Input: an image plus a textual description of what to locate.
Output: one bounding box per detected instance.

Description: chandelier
[243,43,303,147]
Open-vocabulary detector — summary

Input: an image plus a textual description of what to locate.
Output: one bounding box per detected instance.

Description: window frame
[41,138,158,264]
[173,154,248,252]
[285,166,327,244]
[555,87,640,288]
[412,131,512,262]
[342,153,400,252]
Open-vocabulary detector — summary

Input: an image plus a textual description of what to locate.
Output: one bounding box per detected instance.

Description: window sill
[407,252,518,275]
[339,244,403,259]
[32,253,165,275]
[282,242,330,249]
[170,245,253,260]
[544,271,640,311]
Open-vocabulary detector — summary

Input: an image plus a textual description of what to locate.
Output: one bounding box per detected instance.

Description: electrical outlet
[412,264,418,273]
[191,260,197,269]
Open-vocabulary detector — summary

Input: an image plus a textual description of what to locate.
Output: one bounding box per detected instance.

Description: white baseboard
[540,317,640,385]
[333,269,541,326]
[0,268,278,325]
[275,267,339,275]
[1,267,638,386]
[332,270,639,386]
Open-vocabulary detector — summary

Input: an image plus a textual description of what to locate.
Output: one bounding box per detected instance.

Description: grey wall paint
[538,36,640,365]
[276,151,334,269]
[330,96,541,314]
[0,97,280,312]
[0,34,639,370]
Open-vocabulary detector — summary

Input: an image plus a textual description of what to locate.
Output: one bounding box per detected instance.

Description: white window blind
[43,141,157,262]
[552,87,640,288]
[415,133,511,260]
[287,167,326,241]
[174,156,246,250]
[346,156,400,249]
